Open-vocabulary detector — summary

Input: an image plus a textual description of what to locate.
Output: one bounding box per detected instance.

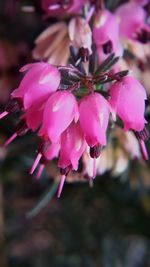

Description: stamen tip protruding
[0,111,9,120]
[140,140,149,161]
[57,175,66,198]
[30,153,42,175]
[36,164,44,180]
[89,177,94,187]
[4,132,17,147]
[93,157,97,179]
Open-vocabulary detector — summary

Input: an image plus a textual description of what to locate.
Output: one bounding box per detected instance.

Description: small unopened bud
[68,17,92,55]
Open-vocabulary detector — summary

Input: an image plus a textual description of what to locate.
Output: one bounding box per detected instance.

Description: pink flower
[39,90,79,143]
[57,121,86,197]
[42,0,87,18]
[116,2,150,42]
[79,93,110,147]
[11,62,60,110]
[58,121,86,171]
[109,76,147,131]
[93,10,122,62]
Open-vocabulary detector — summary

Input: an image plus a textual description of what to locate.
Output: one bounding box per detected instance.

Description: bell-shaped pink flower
[39,91,79,143]
[11,62,60,110]
[116,2,149,42]
[109,76,147,131]
[93,9,122,62]
[57,121,86,198]
[79,93,110,147]
[58,121,86,171]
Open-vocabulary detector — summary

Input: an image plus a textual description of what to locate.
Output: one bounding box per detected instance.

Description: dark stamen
[136,28,150,44]
[90,144,102,158]
[134,127,149,141]
[78,47,90,62]
[103,40,113,54]
[60,165,71,176]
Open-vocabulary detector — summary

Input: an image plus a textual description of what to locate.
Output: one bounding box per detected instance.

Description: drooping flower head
[57,121,86,197]
[39,90,79,143]
[109,76,147,132]
[58,121,86,171]
[11,62,60,110]
[79,93,110,147]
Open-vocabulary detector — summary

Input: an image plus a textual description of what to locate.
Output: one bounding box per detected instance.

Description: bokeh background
[0,1,150,267]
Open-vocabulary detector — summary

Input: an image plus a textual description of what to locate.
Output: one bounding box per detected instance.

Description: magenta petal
[109,76,147,132]
[44,142,60,160]
[19,63,43,72]
[79,93,110,147]
[40,91,79,143]
[58,121,86,170]
[23,100,45,131]
[11,62,60,110]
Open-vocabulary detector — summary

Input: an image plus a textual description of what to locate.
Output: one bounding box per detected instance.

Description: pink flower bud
[79,93,110,147]
[39,91,79,142]
[109,76,147,131]
[68,17,92,54]
[11,62,60,110]
[58,121,86,171]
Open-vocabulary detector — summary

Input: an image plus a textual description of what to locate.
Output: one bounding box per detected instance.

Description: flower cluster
[0,49,148,197]
[0,0,149,197]
[33,0,150,65]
